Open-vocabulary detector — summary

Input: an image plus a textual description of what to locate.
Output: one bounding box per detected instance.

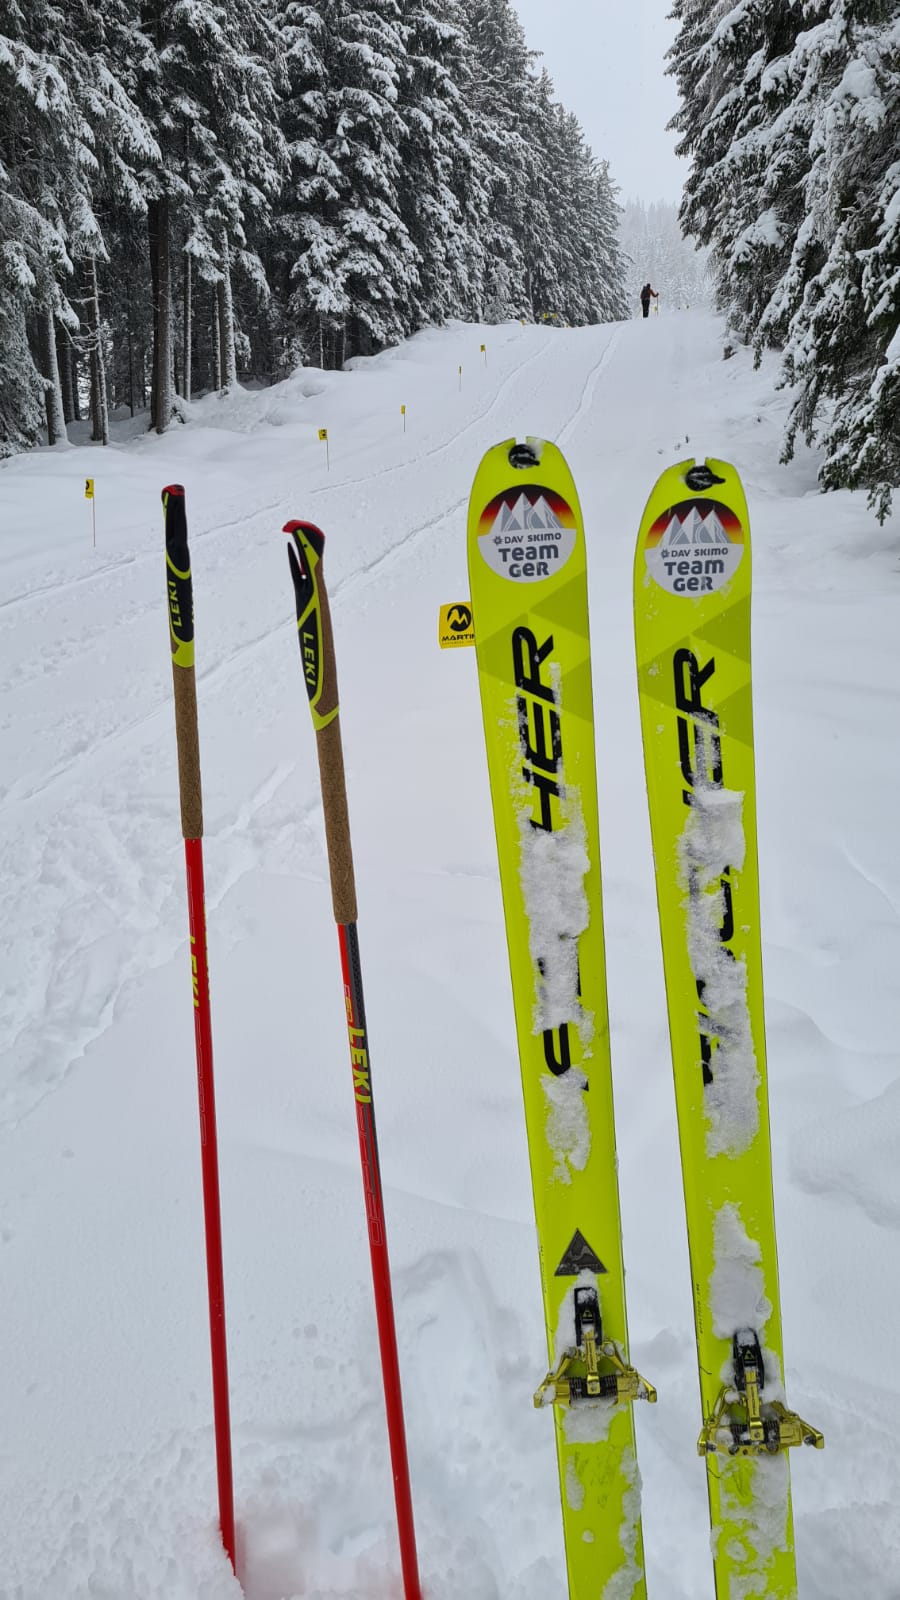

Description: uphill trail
[0,312,897,1599]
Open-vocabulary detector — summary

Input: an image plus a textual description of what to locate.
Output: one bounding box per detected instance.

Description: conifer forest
[1,0,899,514]
[0,0,626,454]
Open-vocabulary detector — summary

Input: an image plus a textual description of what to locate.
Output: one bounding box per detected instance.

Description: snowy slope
[1,312,898,1599]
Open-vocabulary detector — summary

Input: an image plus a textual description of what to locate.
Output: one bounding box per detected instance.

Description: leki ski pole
[284,521,422,1600]
[163,484,236,1572]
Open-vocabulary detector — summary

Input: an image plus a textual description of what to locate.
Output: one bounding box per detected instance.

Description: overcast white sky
[512,0,685,204]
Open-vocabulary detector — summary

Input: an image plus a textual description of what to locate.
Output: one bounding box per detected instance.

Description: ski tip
[162,483,185,502]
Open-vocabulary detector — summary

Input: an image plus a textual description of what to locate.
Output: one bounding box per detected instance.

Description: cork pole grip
[315,571,358,926]
[172,663,204,840]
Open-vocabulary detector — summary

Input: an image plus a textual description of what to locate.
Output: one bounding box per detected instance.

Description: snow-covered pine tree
[61,2,159,437]
[0,5,88,451]
[458,0,533,319]
[669,0,809,343]
[137,0,286,427]
[279,0,419,368]
[1,0,631,446]
[461,0,626,327]
[587,157,630,324]
[396,0,475,329]
[520,71,572,322]
[545,110,628,325]
[775,1,900,517]
[670,0,900,515]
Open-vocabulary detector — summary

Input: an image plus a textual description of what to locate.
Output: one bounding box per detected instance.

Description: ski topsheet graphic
[468,439,654,1600]
[634,460,822,1600]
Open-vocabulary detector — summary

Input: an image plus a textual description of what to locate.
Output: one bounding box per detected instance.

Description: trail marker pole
[85,478,96,547]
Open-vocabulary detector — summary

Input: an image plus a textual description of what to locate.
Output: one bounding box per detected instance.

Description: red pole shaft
[184,836,236,1572]
[338,922,421,1600]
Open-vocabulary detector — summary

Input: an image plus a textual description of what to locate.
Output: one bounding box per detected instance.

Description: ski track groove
[840,844,900,928]
[329,327,622,607]
[0,554,139,616]
[305,333,554,500]
[0,337,551,623]
[555,326,621,447]
[0,339,570,817]
[0,328,623,1132]
[0,769,324,1133]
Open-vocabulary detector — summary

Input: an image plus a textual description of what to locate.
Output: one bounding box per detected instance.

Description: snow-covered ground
[1,311,898,1599]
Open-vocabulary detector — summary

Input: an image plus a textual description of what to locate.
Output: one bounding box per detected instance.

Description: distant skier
[640,284,659,319]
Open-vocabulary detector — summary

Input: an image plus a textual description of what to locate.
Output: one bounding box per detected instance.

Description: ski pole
[284,521,422,1600]
[163,484,236,1573]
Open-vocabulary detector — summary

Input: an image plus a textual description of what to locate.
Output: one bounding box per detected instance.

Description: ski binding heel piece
[534,1288,657,1410]
[698,1328,824,1457]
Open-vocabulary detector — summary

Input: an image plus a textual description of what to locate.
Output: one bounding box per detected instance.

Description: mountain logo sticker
[477,486,577,583]
[644,497,744,596]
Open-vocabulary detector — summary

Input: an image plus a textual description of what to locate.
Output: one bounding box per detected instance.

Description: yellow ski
[633,459,822,1599]
[468,438,654,1600]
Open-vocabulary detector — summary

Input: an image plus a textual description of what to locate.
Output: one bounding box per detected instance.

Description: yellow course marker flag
[317,428,328,441]
[438,602,475,649]
[85,478,95,499]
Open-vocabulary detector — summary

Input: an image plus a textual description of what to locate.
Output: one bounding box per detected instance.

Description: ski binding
[698,1329,824,1457]
[535,1287,657,1410]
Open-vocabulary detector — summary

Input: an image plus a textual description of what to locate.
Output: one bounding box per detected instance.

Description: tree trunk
[70,344,81,422]
[57,327,75,423]
[183,250,192,401]
[89,258,110,446]
[41,303,67,445]
[211,288,221,390]
[89,336,102,440]
[149,196,174,433]
[126,279,135,418]
[148,200,160,427]
[216,230,237,390]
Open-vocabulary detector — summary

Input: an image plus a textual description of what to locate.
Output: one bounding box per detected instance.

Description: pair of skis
[465,441,822,1599]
